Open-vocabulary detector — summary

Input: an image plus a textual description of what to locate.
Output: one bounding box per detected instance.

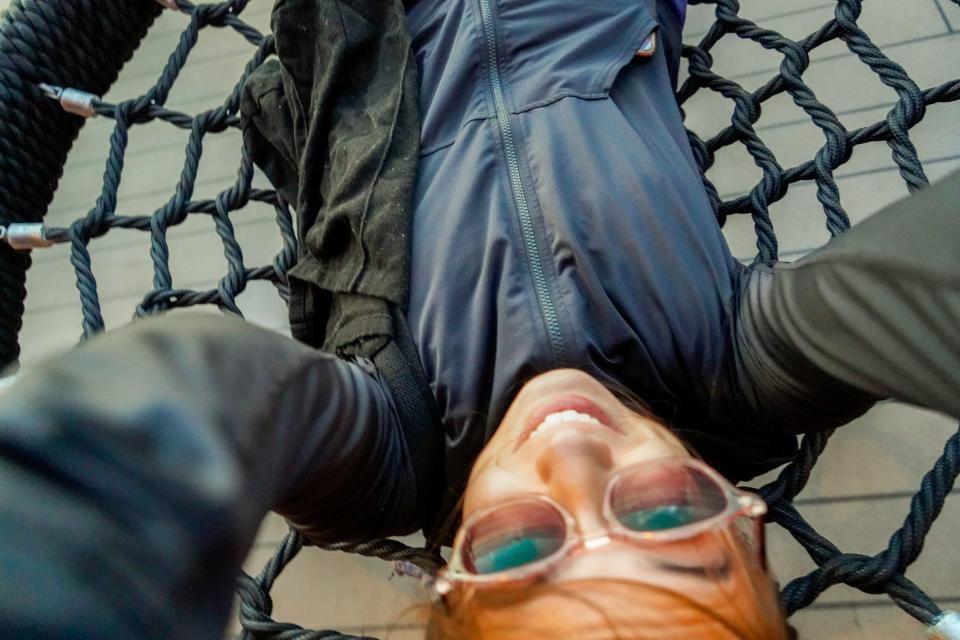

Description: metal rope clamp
[0,223,54,250]
[38,83,98,119]
[929,611,960,640]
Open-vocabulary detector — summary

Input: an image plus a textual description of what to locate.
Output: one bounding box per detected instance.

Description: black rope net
[0,0,957,638]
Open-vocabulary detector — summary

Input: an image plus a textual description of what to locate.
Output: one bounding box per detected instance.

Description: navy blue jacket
[404,0,797,507]
[241,0,799,531]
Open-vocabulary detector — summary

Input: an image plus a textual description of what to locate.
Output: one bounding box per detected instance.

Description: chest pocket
[496,0,659,113]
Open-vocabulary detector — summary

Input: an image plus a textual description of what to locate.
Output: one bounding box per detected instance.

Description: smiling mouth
[518,395,622,449]
[529,410,604,439]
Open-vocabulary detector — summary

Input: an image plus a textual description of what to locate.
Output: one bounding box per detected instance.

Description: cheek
[463,458,536,515]
[487,414,529,454]
[610,434,688,470]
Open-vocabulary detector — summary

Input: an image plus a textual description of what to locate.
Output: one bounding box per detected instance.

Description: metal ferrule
[394,560,447,603]
[636,32,657,58]
[929,612,960,640]
[39,83,98,118]
[155,0,179,9]
[2,223,53,250]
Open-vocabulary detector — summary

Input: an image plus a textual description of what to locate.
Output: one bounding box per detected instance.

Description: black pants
[0,170,957,639]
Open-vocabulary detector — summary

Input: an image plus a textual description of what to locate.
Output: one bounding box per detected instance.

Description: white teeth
[530,411,603,439]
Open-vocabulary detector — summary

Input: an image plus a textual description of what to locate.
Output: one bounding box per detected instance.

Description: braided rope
[679,0,959,262]
[235,531,444,639]
[0,0,957,637]
[0,0,161,366]
[679,0,960,630]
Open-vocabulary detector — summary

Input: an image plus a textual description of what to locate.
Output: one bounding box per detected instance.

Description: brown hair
[424,576,788,640]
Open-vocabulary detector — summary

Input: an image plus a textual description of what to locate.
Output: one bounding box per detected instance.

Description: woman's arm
[731,168,960,433]
[0,313,417,639]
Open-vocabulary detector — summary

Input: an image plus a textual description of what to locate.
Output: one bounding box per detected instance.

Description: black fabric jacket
[242,0,416,313]
[240,0,444,531]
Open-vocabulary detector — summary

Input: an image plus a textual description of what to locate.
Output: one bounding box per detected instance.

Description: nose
[535,429,614,533]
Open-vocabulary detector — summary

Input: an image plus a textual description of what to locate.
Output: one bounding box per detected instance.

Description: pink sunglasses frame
[436,457,768,595]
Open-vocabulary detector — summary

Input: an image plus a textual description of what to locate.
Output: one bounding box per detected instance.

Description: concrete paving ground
[4,0,959,637]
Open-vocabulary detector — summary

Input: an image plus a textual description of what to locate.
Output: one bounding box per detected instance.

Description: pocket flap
[497,0,659,112]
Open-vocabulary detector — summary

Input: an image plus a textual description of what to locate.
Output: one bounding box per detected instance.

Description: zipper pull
[636,32,657,58]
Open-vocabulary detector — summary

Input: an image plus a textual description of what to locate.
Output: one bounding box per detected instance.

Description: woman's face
[457,369,782,637]
[464,369,705,584]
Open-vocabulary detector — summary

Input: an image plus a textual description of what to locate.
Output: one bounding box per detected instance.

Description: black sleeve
[0,313,417,640]
[731,168,960,433]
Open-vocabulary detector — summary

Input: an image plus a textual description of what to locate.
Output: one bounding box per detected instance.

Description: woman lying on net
[2,0,960,638]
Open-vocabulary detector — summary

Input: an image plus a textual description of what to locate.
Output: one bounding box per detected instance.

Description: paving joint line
[684,2,836,40]
[930,0,956,33]
[725,31,959,83]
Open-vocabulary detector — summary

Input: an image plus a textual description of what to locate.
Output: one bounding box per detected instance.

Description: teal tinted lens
[611,461,727,533]
[463,499,567,575]
[619,504,705,531]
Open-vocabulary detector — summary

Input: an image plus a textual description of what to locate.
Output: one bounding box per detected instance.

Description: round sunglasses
[439,457,767,590]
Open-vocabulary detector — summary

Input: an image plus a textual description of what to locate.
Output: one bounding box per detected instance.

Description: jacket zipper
[476,0,567,366]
